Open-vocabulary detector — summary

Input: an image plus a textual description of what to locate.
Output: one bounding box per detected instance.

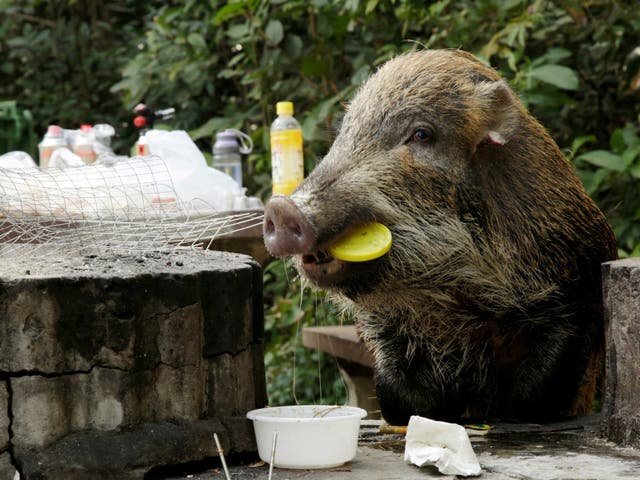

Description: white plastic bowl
[246,405,367,469]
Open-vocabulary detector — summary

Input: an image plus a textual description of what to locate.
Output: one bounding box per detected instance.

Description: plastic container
[38,125,68,168]
[246,405,366,469]
[212,129,253,187]
[73,124,97,164]
[136,133,149,156]
[270,101,304,196]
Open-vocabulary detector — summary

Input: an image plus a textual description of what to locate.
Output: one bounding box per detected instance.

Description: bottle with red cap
[73,124,97,164]
[38,125,68,168]
[132,113,149,156]
[131,104,175,156]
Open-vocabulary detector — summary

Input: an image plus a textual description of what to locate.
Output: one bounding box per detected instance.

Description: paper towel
[403,415,482,476]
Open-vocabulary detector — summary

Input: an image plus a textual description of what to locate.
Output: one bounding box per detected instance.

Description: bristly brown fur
[282,49,618,424]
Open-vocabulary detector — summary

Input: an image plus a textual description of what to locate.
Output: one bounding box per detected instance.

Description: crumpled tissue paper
[403,415,482,476]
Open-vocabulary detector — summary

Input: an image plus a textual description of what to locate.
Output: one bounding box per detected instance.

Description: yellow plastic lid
[276,101,294,115]
[329,222,392,262]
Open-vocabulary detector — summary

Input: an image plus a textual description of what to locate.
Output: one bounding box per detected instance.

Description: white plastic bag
[145,130,262,211]
[0,151,38,169]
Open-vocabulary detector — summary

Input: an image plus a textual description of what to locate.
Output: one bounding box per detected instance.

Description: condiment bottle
[38,125,68,168]
[270,101,304,195]
[73,124,97,164]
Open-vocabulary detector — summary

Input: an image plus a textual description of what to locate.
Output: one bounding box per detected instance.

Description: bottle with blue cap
[212,129,253,187]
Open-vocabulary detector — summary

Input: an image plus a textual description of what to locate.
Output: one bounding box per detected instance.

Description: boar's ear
[474,79,521,147]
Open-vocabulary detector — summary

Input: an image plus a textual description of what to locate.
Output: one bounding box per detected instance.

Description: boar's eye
[410,127,433,144]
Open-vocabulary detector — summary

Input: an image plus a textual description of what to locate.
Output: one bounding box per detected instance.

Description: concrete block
[206,348,265,418]
[0,248,266,478]
[201,261,264,357]
[602,258,640,447]
[14,419,224,480]
[10,366,203,449]
[0,452,17,480]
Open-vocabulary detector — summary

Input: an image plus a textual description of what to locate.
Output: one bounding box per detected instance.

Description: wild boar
[263,49,618,425]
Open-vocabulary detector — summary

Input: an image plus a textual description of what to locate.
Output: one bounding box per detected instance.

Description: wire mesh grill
[0,156,264,259]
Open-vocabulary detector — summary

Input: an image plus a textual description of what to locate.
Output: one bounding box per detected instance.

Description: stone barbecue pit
[0,246,267,479]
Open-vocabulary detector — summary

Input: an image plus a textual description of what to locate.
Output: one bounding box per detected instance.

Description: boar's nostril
[289,221,302,237]
[263,195,317,257]
[264,219,275,236]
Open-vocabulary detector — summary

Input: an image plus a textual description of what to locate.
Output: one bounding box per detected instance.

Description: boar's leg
[372,334,471,425]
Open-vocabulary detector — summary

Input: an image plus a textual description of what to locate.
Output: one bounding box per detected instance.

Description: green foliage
[571,124,640,257]
[0,0,160,153]
[263,260,347,406]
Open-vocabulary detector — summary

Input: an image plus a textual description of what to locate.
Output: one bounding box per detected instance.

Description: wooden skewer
[268,431,278,480]
[213,433,231,480]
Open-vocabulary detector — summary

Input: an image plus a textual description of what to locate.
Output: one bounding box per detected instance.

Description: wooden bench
[302,325,380,417]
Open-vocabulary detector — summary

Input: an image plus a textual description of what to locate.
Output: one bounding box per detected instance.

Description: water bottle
[270,101,304,196]
[213,129,253,187]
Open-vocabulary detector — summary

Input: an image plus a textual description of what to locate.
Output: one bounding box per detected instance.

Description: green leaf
[610,128,625,152]
[566,134,596,162]
[577,168,610,196]
[350,64,371,85]
[218,68,241,79]
[578,150,626,171]
[622,145,640,168]
[213,2,247,25]
[622,123,640,148]
[528,64,579,90]
[284,34,303,58]
[630,243,640,257]
[301,57,325,76]
[301,94,341,141]
[189,116,235,140]
[187,32,207,49]
[345,0,359,13]
[265,20,284,45]
[531,48,572,67]
[226,24,249,40]
[365,0,379,14]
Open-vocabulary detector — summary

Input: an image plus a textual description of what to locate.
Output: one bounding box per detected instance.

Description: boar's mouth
[302,249,333,266]
[299,248,349,287]
[263,195,383,289]
[298,247,383,291]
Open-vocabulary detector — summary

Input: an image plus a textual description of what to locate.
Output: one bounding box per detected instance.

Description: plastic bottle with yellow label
[270,101,304,196]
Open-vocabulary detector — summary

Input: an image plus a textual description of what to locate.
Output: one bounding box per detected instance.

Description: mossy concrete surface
[0,247,267,479]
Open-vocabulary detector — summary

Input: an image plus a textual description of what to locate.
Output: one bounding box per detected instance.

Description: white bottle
[38,125,68,168]
[73,124,97,164]
[270,101,304,196]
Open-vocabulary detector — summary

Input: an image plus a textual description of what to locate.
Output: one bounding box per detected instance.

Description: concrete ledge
[602,258,640,448]
[15,419,232,480]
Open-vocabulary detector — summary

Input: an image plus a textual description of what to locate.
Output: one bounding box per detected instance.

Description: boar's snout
[263,195,316,257]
